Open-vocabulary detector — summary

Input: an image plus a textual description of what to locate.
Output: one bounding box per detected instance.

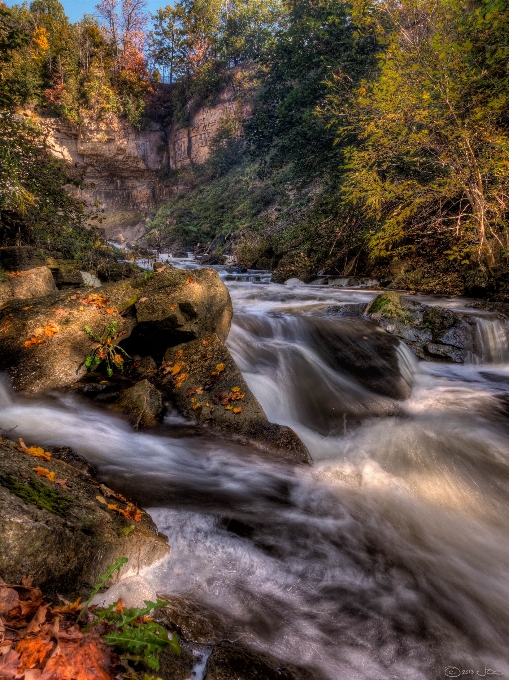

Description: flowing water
[2,269,509,679]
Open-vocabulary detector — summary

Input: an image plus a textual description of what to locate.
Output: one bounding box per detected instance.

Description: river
[1,265,509,679]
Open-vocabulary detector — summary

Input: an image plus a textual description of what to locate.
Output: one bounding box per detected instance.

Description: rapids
[2,268,509,679]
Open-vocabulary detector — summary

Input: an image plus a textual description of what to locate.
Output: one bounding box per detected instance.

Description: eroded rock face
[160,334,311,464]
[0,438,168,594]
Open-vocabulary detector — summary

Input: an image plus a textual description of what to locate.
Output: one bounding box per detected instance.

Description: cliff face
[42,83,248,244]
[168,91,249,169]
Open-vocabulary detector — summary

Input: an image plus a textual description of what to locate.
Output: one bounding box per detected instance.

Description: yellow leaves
[32,467,55,482]
[168,361,185,376]
[174,373,188,389]
[32,26,49,52]
[26,446,51,462]
[16,438,52,461]
[233,407,243,414]
[112,354,124,367]
[231,386,241,393]
[192,403,202,411]
[211,363,226,377]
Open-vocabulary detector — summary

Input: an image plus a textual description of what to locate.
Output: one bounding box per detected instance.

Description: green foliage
[245,0,378,178]
[84,321,130,377]
[92,599,180,670]
[78,557,128,622]
[0,474,71,517]
[327,0,509,269]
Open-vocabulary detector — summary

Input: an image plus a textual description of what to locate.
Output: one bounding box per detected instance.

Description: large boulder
[159,334,311,464]
[0,437,168,595]
[118,379,163,428]
[0,266,57,307]
[0,265,232,393]
[365,292,478,362]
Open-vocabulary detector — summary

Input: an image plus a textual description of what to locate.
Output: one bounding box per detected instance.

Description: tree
[327,0,509,270]
[149,5,187,83]
[245,0,377,177]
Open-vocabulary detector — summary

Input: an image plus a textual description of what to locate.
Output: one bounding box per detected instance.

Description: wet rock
[325,303,367,318]
[366,292,477,362]
[0,437,169,595]
[0,267,57,306]
[206,642,318,680]
[158,595,230,645]
[118,379,164,428]
[158,642,196,680]
[160,334,311,464]
[0,265,232,393]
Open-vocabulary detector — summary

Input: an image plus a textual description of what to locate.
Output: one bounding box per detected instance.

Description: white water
[2,270,509,679]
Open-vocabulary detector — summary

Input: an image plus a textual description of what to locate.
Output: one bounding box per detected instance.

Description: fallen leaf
[54,479,69,489]
[106,308,116,315]
[39,634,115,680]
[170,304,177,311]
[24,336,46,348]
[225,405,233,410]
[16,634,52,667]
[215,363,226,373]
[52,599,81,615]
[32,468,55,483]
[43,324,59,338]
[174,349,184,359]
[202,339,209,346]
[0,588,19,616]
[186,276,194,284]
[138,297,148,303]
[233,407,243,414]
[205,402,211,408]
[168,361,185,376]
[186,386,204,397]
[192,403,202,410]
[21,576,34,588]
[114,601,123,614]
[231,386,241,393]
[0,648,20,677]
[26,605,49,634]
[174,373,188,389]
[18,438,28,451]
[26,447,51,462]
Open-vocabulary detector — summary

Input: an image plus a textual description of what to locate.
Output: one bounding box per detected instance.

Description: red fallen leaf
[202,339,209,346]
[16,635,53,669]
[21,577,34,588]
[114,601,123,614]
[185,386,204,397]
[53,479,69,489]
[39,635,116,680]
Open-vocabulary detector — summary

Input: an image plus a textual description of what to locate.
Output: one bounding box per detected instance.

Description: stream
[2,264,509,679]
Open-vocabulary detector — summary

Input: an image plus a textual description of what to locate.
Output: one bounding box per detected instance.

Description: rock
[118,379,164,428]
[324,303,367,318]
[206,642,318,680]
[158,595,231,645]
[366,292,478,362]
[0,267,57,306]
[0,437,169,594]
[136,355,157,375]
[160,334,311,463]
[120,266,233,360]
[284,278,305,287]
[0,265,232,393]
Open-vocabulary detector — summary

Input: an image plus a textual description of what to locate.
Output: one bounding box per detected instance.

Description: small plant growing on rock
[84,321,130,377]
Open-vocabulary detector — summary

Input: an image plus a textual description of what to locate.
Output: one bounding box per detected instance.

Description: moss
[368,292,403,315]
[0,474,72,517]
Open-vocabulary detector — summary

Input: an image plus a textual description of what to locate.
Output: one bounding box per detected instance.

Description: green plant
[78,556,128,622]
[84,321,130,377]
[91,598,180,671]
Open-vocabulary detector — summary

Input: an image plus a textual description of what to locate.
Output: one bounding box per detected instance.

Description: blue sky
[6,0,167,23]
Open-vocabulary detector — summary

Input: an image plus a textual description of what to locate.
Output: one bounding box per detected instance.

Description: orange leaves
[82,293,108,308]
[202,339,209,346]
[0,584,116,680]
[168,361,185,376]
[6,271,24,279]
[112,354,124,367]
[33,467,56,482]
[213,389,246,413]
[107,502,143,522]
[185,386,203,397]
[16,438,52,461]
[174,373,188,389]
[106,308,116,315]
[24,324,59,348]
